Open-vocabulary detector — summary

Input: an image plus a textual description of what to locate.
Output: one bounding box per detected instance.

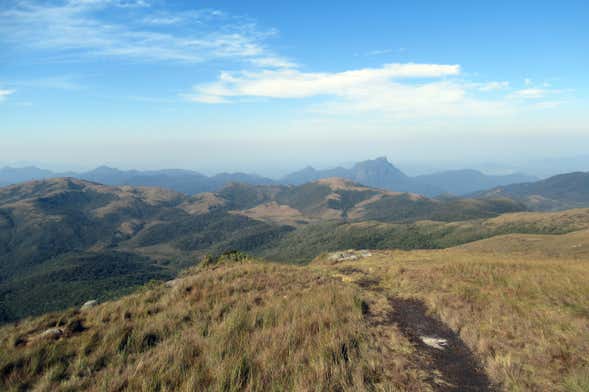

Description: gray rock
[327,249,373,262]
[165,278,183,288]
[81,300,98,310]
[38,328,63,340]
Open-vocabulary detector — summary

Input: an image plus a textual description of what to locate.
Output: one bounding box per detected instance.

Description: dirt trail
[338,265,494,390]
[388,297,494,392]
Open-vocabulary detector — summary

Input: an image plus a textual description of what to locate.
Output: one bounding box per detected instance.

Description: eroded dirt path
[337,266,494,391]
[388,297,494,392]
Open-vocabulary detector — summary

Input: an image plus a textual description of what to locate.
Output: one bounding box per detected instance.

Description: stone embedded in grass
[420,336,448,350]
[38,327,63,340]
[327,249,373,263]
[81,300,98,310]
[164,278,183,288]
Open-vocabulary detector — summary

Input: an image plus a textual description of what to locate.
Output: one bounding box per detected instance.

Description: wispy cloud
[140,9,225,26]
[183,63,516,118]
[511,88,548,99]
[509,81,569,100]
[478,81,510,91]
[183,62,576,118]
[12,75,84,91]
[0,1,291,65]
[507,79,571,110]
[0,89,15,102]
[186,63,460,101]
[356,48,405,57]
[365,49,393,56]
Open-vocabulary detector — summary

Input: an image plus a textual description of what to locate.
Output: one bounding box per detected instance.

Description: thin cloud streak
[10,75,84,91]
[0,1,292,66]
[0,89,15,102]
[186,63,460,101]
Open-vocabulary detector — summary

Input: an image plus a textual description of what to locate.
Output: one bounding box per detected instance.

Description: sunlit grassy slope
[257,208,589,263]
[313,232,589,391]
[0,254,430,391]
[2,227,589,391]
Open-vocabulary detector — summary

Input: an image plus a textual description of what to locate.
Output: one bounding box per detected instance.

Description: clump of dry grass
[0,257,424,391]
[314,238,589,391]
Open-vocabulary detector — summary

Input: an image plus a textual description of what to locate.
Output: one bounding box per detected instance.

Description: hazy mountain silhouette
[414,169,537,195]
[475,171,589,210]
[0,158,543,196]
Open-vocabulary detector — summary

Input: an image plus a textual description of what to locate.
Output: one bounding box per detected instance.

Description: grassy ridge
[0,256,428,391]
[314,242,589,391]
[3,231,589,391]
[257,208,589,263]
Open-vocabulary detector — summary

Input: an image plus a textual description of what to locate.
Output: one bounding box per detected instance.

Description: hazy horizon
[2,152,589,180]
[1,1,588,177]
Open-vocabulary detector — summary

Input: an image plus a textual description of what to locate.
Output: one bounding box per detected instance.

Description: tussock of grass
[0,258,424,391]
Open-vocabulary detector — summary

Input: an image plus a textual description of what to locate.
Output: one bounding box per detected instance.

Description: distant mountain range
[0,157,538,196]
[413,169,537,195]
[0,165,274,194]
[281,157,537,196]
[475,171,589,211]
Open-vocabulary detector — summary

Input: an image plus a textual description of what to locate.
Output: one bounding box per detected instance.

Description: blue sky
[0,0,588,175]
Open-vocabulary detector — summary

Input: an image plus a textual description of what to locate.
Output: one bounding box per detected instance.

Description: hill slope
[223,178,524,226]
[475,171,589,210]
[414,169,537,195]
[0,177,566,323]
[0,178,292,323]
[256,208,589,263]
[2,232,589,391]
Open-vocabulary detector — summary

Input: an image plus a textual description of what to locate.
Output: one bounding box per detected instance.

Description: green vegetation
[275,182,334,215]
[475,171,589,211]
[216,183,276,210]
[362,194,524,222]
[326,189,378,217]
[0,251,173,323]
[1,177,587,325]
[257,208,589,263]
[0,179,292,324]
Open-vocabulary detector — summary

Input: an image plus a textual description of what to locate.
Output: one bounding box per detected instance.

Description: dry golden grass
[481,208,589,232]
[459,229,589,259]
[180,192,226,215]
[313,236,589,391]
[0,257,430,391]
[233,202,312,226]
